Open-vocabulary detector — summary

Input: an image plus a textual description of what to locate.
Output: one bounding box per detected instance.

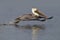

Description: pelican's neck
[32,10,39,16]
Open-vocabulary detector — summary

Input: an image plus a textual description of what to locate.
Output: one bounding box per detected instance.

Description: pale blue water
[0,0,60,40]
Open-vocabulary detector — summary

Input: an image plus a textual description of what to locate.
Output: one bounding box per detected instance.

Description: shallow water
[0,0,60,40]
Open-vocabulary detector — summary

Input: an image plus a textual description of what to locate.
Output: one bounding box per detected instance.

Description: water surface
[0,0,60,40]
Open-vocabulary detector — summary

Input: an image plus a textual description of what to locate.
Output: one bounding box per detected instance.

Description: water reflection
[14,24,45,30]
[32,25,45,40]
[0,24,45,40]
[15,24,45,40]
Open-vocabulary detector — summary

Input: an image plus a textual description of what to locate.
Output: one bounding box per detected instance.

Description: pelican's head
[32,8,37,13]
[32,8,39,16]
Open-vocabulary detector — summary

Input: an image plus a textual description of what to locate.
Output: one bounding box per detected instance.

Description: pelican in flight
[9,8,53,25]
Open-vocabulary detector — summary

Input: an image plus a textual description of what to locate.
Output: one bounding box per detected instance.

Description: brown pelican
[9,8,53,25]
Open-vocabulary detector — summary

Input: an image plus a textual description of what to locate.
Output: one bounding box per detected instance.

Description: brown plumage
[9,8,53,25]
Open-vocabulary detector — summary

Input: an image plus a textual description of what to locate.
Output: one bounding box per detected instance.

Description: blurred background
[0,0,60,40]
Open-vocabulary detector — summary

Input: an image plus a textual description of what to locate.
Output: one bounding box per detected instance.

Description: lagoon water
[0,0,60,40]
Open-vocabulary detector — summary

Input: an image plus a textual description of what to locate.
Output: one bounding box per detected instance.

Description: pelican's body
[9,14,41,24]
[9,8,53,25]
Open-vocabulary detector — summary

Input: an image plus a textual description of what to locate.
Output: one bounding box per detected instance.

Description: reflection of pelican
[9,8,53,25]
[14,24,45,30]
[15,24,45,40]
[31,24,45,40]
[32,27,40,40]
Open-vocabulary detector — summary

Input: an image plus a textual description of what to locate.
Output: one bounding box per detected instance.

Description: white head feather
[32,8,39,16]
